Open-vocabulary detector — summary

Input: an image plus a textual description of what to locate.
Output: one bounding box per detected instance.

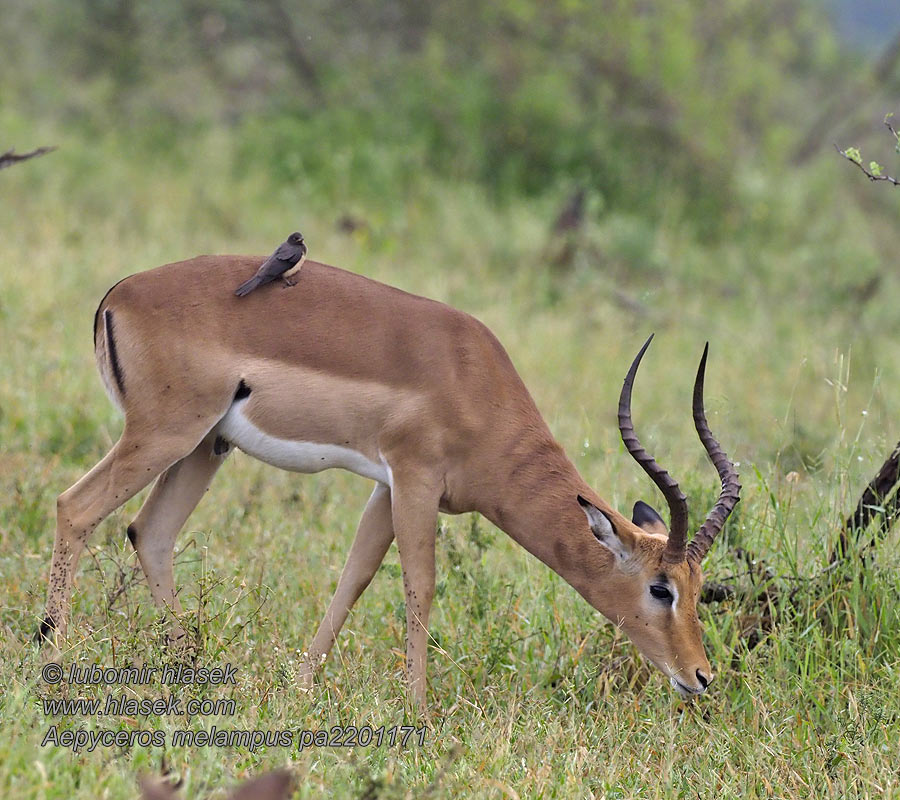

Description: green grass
[2,123,900,799]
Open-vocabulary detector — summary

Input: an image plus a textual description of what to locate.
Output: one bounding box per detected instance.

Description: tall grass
[1,117,900,798]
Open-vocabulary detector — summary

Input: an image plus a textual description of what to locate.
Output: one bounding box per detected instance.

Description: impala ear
[632,500,668,536]
[577,495,635,562]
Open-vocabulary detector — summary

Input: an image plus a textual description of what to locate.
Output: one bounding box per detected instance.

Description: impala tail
[94,306,127,412]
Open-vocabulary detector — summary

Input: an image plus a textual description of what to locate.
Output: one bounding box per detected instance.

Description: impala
[37,255,740,706]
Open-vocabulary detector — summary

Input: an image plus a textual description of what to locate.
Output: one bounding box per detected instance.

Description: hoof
[34,615,56,645]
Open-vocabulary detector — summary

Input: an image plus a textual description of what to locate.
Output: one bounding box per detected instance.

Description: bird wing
[257,254,292,278]
[273,240,301,261]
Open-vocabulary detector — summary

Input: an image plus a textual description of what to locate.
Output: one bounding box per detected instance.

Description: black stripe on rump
[104,308,126,397]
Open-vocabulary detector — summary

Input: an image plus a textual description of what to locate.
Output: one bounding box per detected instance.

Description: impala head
[578,335,740,698]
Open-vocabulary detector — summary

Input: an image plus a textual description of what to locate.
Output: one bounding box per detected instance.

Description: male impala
[37,255,739,706]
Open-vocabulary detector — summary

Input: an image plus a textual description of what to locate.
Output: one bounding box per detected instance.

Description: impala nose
[696,669,712,690]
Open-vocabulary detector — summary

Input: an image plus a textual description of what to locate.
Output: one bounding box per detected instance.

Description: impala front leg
[389,474,441,712]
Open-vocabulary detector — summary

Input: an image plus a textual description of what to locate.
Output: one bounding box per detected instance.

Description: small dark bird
[552,187,586,234]
[235,232,307,297]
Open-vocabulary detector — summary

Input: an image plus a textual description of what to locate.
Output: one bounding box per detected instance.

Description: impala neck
[479,435,613,607]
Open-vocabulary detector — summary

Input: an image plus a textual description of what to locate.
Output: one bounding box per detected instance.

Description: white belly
[216,401,389,484]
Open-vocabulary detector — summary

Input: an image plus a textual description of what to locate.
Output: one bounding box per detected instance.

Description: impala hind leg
[300,483,394,687]
[128,433,230,642]
[38,428,212,647]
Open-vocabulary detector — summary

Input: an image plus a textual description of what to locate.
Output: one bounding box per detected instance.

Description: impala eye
[649,584,673,602]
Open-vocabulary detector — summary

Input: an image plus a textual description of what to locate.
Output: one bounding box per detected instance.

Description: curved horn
[687,344,741,564]
[619,335,689,565]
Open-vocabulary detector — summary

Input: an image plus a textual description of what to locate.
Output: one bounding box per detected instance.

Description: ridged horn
[687,343,741,564]
[618,335,689,565]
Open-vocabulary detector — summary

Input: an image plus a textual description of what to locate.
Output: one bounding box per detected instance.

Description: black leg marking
[234,380,251,400]
[126,524,137,547]
[34,614,56,644]
[214,436,231,455]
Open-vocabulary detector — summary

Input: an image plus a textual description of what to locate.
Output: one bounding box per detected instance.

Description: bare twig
[835,115,900,186]
[835,145,900,185]
[0,146,57,170]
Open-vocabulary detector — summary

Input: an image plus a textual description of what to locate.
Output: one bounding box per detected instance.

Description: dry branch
[0,146,57,170]
[832,439,900,562]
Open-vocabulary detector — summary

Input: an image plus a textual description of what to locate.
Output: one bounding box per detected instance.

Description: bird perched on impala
[234,231,307,296]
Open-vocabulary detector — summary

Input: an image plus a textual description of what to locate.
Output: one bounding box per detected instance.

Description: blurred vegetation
[2,0,897,231]
[2,0,899,468]
[3,1,900,798]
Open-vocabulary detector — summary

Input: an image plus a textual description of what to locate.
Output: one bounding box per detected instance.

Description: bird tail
[234,276,263,297]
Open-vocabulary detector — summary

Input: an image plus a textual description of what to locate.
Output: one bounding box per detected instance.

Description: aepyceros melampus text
[37,255,739,707]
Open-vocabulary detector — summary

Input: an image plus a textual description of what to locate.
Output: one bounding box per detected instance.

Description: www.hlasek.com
[39,662,427,754]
